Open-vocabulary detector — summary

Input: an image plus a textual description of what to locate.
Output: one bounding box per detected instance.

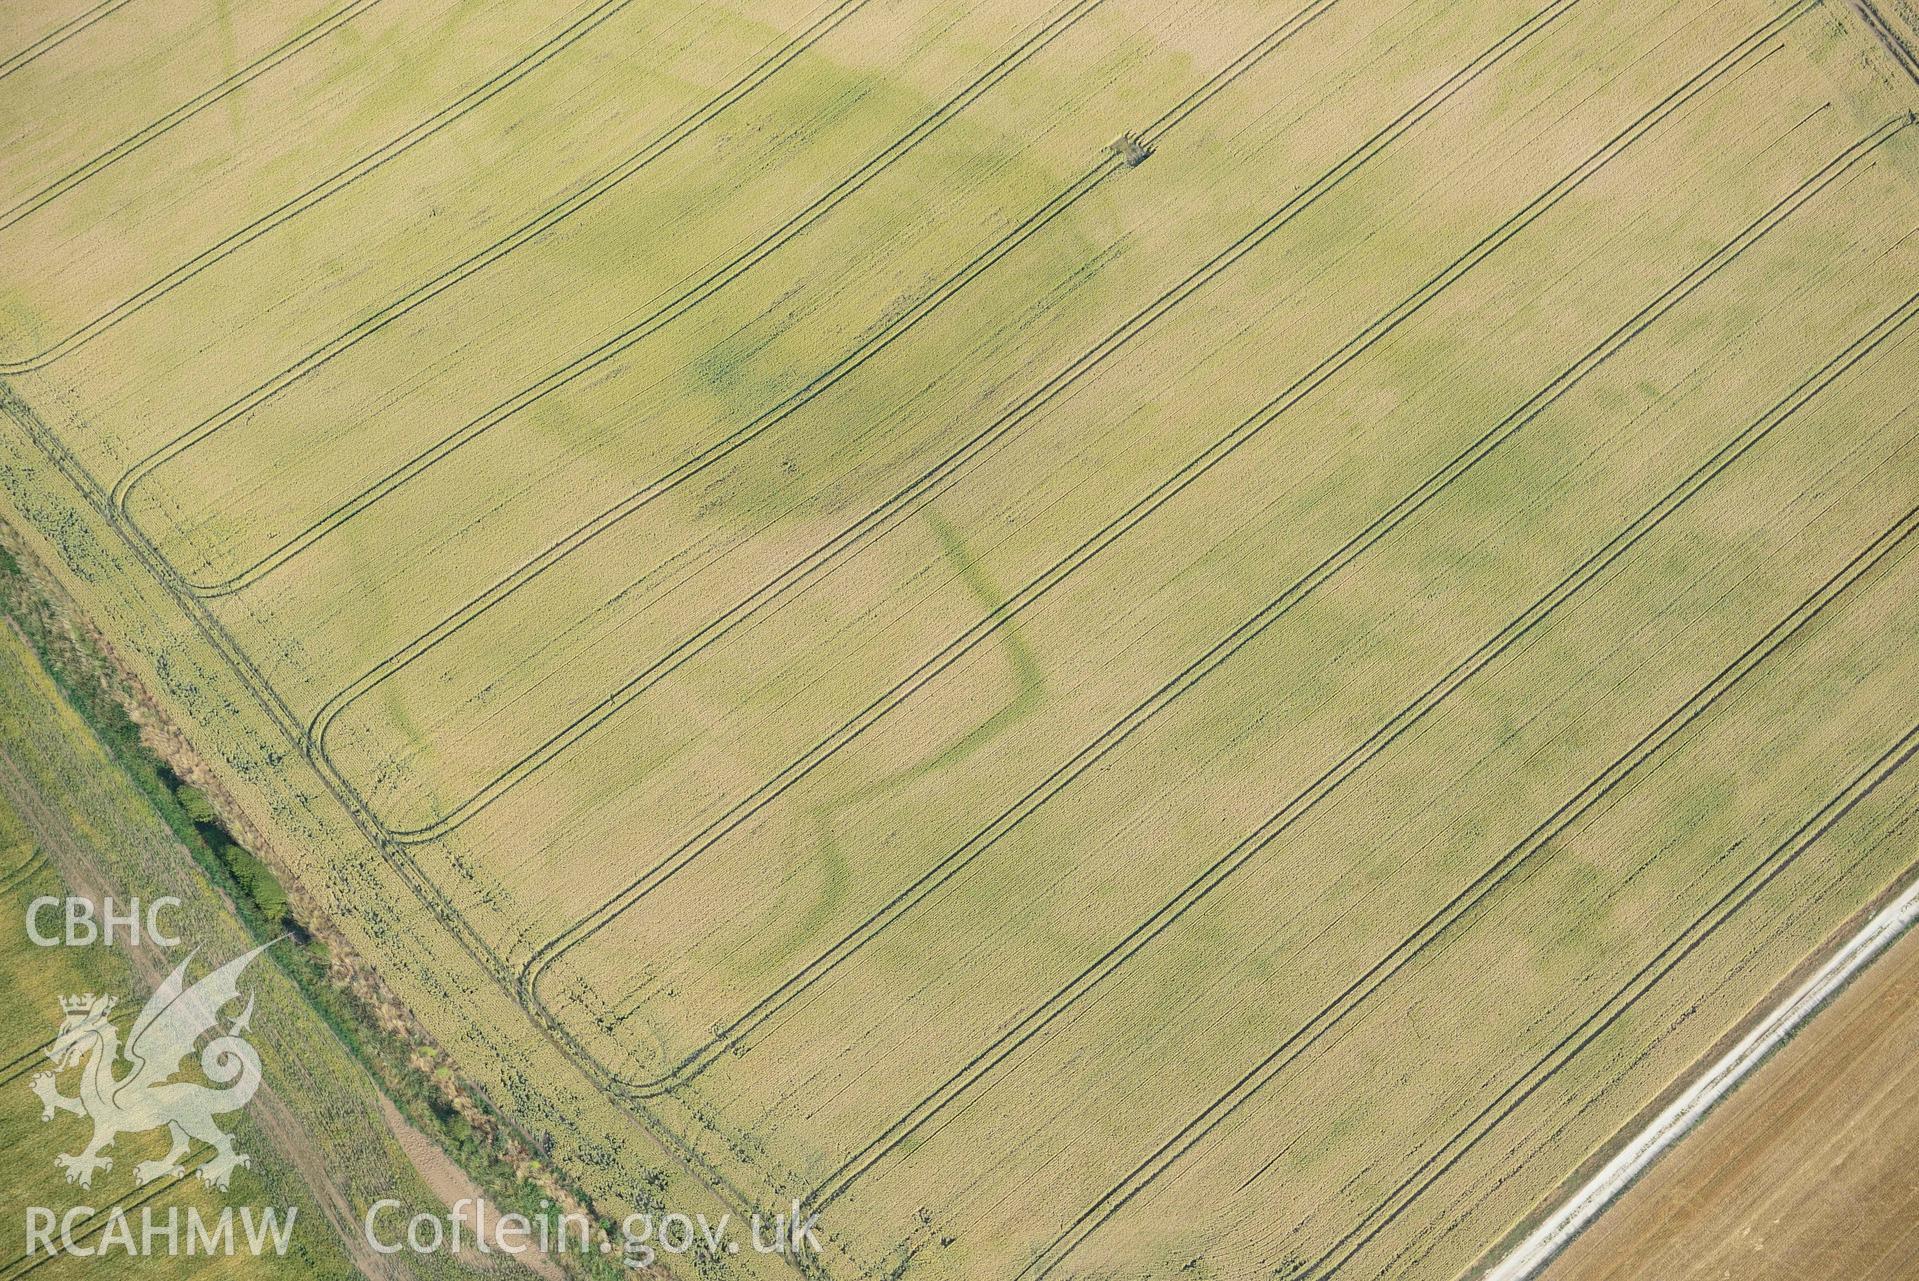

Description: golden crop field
[2,0,1917,1277]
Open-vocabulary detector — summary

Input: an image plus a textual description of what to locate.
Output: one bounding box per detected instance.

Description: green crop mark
[746,508,1046,973]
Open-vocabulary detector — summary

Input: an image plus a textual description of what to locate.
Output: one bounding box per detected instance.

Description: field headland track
[1295,723,1919,1281]
[0,0,135,84]
[316,0,1710,841]
[1,320,824,1263]
[989,501,1919,1278]
[2,2,1599,1228]
[0,0,845,373]
[1,4,1906,1258]
[0,0,383,234]
[477,0,1804,982]
[1847,0,1919,84]
[289,0,1377,767]
[0,377,788,1259]
[316,0,1593,847]
[603,173,1919,1103]
[118,0,1117,589]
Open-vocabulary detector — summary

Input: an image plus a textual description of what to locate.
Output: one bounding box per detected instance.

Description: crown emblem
[35,945,272,1194]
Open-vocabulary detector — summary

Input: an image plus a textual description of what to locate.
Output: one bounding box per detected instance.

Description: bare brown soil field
[1542,893,1919,1281]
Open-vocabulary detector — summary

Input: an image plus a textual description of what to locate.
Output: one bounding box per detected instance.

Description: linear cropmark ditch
[516,2,1835,1043]
[2,0,1916,1277]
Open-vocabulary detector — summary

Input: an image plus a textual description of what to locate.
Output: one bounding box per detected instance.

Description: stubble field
[1540,912,1919,1281]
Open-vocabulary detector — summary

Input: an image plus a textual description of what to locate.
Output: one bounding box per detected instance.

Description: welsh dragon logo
[29,943,271,1191]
